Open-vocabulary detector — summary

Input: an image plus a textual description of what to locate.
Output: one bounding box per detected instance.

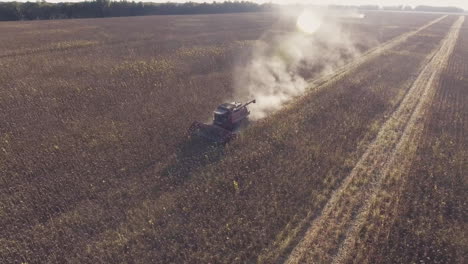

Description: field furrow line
[306,15,447,90]
[285,15,464,264]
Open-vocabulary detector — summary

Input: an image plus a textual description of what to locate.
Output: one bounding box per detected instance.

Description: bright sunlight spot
[296,10,322,34]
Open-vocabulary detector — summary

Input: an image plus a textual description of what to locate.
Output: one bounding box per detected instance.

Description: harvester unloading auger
[188,99,256,144]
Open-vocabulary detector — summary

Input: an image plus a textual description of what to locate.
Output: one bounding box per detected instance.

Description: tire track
[257,15,448,264]
[342,18,467,264]
[285,15,464,264]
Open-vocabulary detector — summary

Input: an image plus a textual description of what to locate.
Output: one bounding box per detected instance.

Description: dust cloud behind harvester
[234,8,369,120]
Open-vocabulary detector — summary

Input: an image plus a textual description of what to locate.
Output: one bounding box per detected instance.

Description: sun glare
[296,10,322,34]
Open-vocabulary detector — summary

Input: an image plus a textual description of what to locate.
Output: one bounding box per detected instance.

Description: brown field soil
[0,11,466,264]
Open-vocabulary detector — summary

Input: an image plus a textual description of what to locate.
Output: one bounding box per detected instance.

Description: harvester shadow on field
[160,118,255,186]
[160,137,226,185]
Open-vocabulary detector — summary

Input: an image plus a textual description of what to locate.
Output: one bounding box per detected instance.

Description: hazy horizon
[0,0,466,10]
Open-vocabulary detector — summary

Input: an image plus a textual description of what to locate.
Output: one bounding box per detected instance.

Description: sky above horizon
[1,0,466,10]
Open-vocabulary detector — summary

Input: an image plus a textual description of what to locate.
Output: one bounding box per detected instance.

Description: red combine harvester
[188,99,256,144]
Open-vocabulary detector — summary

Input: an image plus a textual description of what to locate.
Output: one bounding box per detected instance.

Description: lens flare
[296,10,322,34]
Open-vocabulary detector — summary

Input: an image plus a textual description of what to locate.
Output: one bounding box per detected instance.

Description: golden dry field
[0,11,466,264]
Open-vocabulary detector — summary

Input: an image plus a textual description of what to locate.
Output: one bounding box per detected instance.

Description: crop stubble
[338,16,468,264]
[285,15,464,264]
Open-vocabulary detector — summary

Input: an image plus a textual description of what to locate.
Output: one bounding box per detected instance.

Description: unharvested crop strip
[285,15,464,264]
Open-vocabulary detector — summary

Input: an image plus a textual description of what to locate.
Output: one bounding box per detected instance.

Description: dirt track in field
[307,15,447,89]
[285,15,464,264]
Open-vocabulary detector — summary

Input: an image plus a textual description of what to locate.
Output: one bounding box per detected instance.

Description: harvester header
[188,99,256,144]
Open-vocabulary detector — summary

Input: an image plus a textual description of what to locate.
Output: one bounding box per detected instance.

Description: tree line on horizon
[0,1,273,21]
[0,1,464,22]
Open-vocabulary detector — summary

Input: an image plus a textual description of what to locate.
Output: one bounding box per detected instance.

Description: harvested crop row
[286,15,464,264]
[262,14,456,263]
[336,16,468,264]
[288,15,463,263]
[332,15,465,264]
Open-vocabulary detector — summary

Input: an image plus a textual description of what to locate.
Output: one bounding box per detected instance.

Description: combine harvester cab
[188,100,255,144]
